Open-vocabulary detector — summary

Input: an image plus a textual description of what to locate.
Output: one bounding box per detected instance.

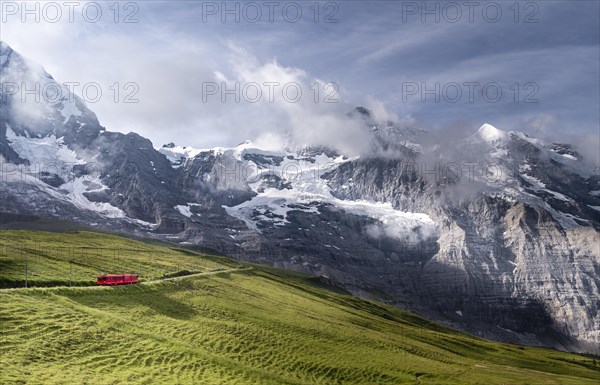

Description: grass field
[1,230,599,384]
[0,230,237,287]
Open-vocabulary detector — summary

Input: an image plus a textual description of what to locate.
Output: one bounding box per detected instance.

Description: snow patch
[59,177,126,218]
[59,99,82,123]
[6,125,84,167]
[224,146,438,240]
[473,123,508,143]
[4,126,134,219]
[520,174,573,202]
[175,203,202,218]
[158,145,204,168]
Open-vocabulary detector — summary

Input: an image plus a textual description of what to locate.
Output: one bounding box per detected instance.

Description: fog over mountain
[2,42,599,354]
[2,1,598,148]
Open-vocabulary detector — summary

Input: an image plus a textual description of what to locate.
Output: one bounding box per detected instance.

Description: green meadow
[0,230,236,287]
[0,230,598,384]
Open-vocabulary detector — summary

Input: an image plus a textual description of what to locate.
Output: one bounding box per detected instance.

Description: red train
[96,274,139,286]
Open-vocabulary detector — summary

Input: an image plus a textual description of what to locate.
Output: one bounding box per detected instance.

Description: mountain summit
[474,123,508,142]
[0,40,13,67]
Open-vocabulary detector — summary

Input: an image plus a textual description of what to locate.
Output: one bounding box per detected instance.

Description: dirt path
[143,267,252,284]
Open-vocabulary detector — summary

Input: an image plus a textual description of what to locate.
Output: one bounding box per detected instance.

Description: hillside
[0,231,598,384]
[0,230,237,288]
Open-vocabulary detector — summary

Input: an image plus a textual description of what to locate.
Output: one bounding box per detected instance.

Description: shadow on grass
[67,286,198,321]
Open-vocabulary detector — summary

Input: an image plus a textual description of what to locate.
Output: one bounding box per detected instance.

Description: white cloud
[363,96,399,124]
[1,1,597,150]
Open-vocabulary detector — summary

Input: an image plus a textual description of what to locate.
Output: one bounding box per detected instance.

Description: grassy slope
[0,231,598,385]
[0,230,237,287]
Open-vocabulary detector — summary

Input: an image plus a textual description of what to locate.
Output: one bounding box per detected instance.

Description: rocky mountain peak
[473,123,508,143]
[0,41,13,57]
[0,40,13,66]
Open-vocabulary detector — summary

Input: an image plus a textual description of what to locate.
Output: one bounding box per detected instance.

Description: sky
[0,0,599,151]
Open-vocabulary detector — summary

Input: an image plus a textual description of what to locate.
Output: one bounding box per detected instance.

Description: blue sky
[1,0,599,149]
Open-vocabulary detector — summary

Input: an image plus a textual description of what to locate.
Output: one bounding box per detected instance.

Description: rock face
[1,42,599,353]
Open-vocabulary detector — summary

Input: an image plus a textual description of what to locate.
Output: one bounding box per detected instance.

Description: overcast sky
[1,0,598,150]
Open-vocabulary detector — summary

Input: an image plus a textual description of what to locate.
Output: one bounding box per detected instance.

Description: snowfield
[4,126,143,221]
[221,143,439,240]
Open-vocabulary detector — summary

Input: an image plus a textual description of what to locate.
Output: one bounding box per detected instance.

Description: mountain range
[1,41,598,353]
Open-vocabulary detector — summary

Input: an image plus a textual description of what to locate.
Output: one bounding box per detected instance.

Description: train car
[96,274,139,286]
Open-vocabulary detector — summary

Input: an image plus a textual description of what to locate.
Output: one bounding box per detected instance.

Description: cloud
[210,43,373,155]
[522,114,558,136]
[363,96,399,124]
[1,4,388,154]
[1,0,598,150]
